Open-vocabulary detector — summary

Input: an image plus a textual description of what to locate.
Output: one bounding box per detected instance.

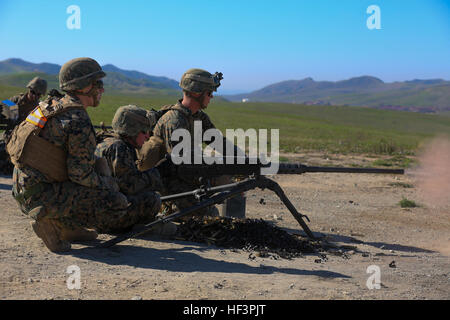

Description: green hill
[102,64,178,89]
[226,76,450,113]
[205,101,450,154]
[4,58,448,114]
[0,72,180,96]
[0,58,180,93]
[90,91,450,156]
[0,58,60,74]
[0,72,59,90]
[2,83,449,157]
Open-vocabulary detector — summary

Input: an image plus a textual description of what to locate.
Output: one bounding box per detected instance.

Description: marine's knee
[143,191,162,215]
[108,191,129,211]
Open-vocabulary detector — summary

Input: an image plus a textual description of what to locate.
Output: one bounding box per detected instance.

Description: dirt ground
[0,153,449,300]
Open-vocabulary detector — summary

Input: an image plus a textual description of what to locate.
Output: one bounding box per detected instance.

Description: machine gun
[99,155,404,248]
[156,156,404,177]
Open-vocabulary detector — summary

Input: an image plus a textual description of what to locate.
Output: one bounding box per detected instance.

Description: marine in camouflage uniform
[137,102,216,169]
[0,77,47,174]
[9,77,48,123]
[0,134,13,174]
[95,105,162,224]
[8,58,159,252]
[137,68,246,219]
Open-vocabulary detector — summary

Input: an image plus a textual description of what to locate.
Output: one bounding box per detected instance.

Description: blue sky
[0,0,449,93]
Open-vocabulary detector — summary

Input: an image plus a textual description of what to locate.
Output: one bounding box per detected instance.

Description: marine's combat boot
[30,207,71,252]
[60,225,98,242]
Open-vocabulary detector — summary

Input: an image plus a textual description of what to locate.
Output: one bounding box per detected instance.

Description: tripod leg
[262,178,316,240]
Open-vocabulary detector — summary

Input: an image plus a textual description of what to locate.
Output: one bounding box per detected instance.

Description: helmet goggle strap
[184,72,223,87]
[212,72,223,86]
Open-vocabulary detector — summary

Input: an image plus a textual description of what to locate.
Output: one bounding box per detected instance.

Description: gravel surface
[0,153,449,300]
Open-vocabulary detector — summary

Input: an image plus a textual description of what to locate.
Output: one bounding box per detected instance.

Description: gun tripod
[98,175,315,248]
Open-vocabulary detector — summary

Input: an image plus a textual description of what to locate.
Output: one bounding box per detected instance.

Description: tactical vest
[136,103,194,171]
[158,103,195,133]
[6,99,84,182]
[137,103,218,171]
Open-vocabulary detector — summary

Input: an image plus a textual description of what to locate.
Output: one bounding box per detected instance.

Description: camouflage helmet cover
[112,105,157,137]
[179,68,223,93]
[59,57,106,92]
[26,77,47,95]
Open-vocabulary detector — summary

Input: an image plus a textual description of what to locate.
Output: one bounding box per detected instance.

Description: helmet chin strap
[190,91,208,110]
[76,81,102,107]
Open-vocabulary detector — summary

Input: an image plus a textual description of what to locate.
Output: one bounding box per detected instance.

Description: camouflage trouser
[14,180,161,234]
[125,189,162,231]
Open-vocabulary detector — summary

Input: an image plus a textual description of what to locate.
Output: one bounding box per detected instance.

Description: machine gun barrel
[277,163,404,175]
[164,158,405,178]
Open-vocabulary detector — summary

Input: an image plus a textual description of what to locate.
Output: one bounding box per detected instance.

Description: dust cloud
[408,136,450,210]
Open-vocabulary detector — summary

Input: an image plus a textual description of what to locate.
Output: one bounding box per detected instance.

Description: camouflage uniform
[12,94,155,234]
[95,133,161,222]
[1,77,47,174]
[155,101,215,158]
[143,100,219,217]
[4,76,48,124]
[137,101,216,170]
[0,134,13,174]
[0,95,32,175]
[138,68,245,219]
[9,93,40,123]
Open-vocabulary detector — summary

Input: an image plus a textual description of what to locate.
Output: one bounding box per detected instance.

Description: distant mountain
[102,64,178,89]
[0,58,180,92]
[0,58,61,75]
[0,72,59,89]
[226,76,450,113]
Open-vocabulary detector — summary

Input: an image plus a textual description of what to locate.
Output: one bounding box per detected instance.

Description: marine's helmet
[112,105,157,137]
[26,77,47,96]
[179,68,223,93]
[59,57,106,92]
